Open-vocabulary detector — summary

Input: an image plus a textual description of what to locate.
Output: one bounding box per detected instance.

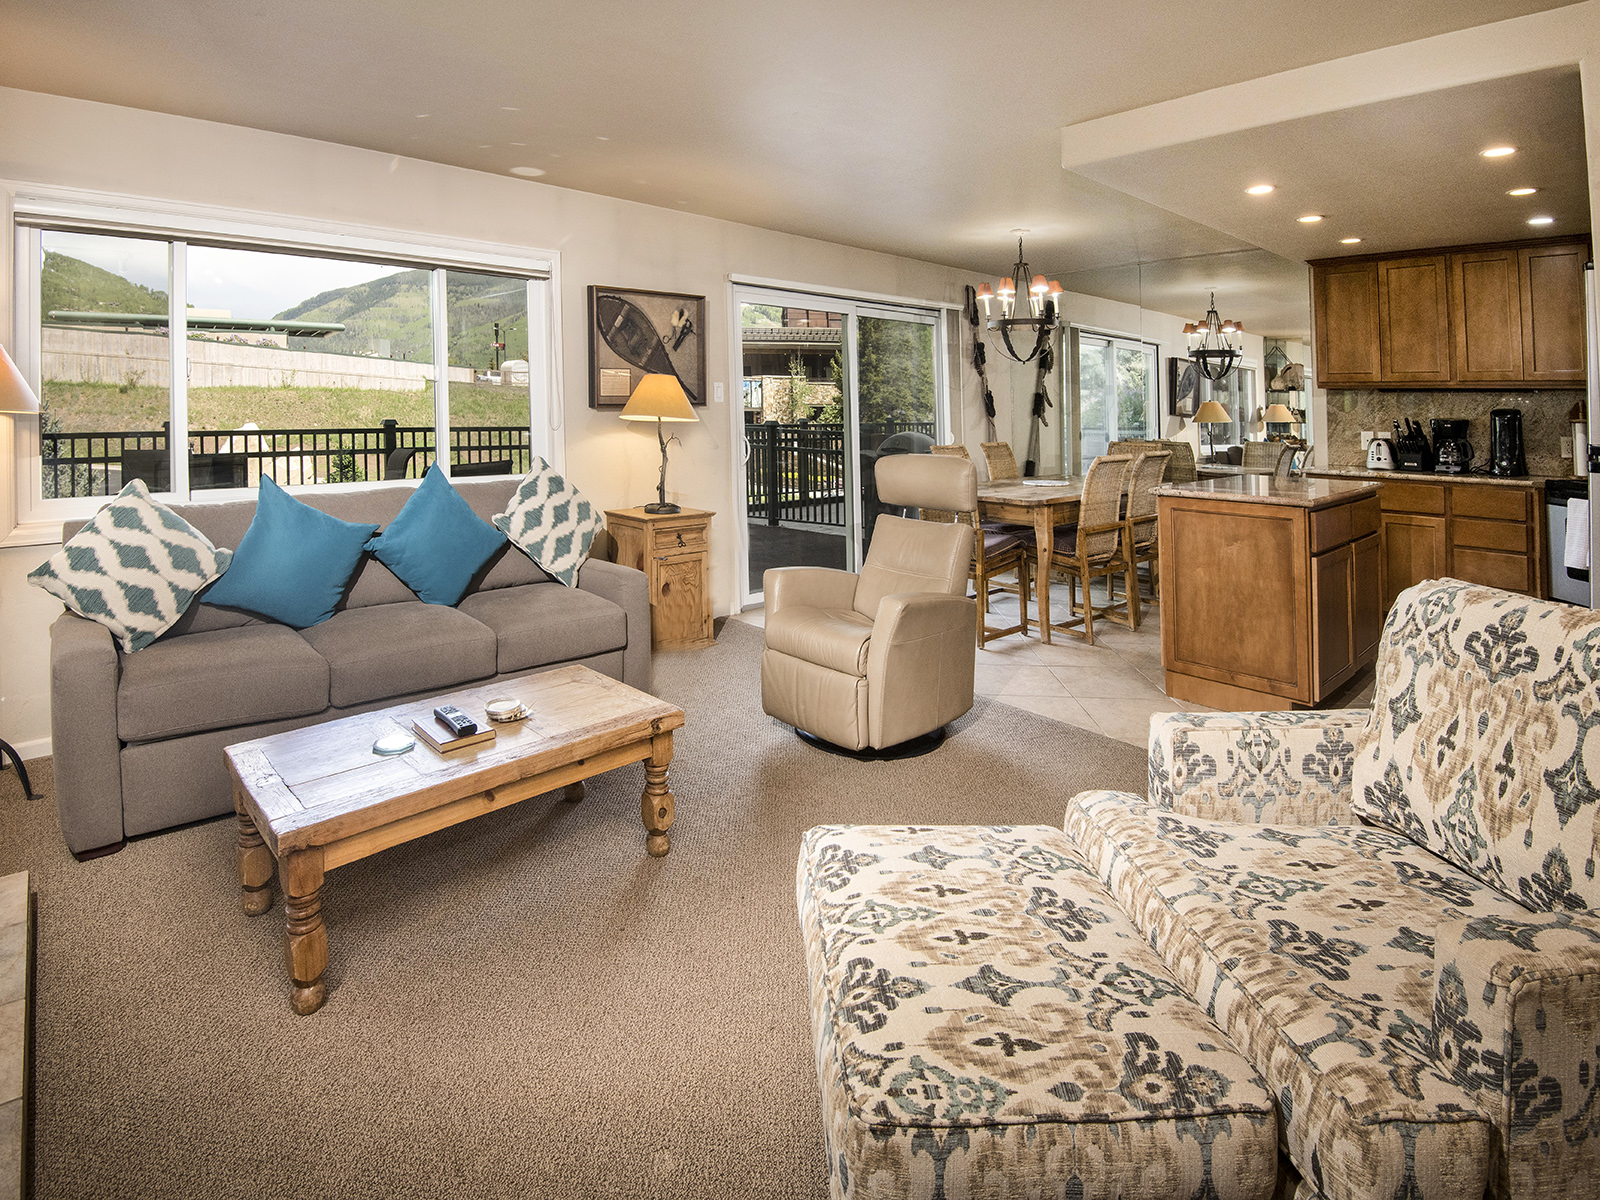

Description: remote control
[433,705,478,737]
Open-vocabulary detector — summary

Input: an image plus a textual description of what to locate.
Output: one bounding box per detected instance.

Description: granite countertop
[1153,475,1380,509]
[1310,467,1564,489]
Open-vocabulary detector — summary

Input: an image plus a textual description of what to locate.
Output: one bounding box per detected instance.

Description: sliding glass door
[1075,332,1157,470]
[736,288,945,605]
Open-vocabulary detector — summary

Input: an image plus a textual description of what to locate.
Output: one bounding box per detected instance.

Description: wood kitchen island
[1156,475,1383,711]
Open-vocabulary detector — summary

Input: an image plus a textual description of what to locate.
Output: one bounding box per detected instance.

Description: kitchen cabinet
[1377,256,1451,383]
[1373,480,1543,606]
[605,507,716,650]
[1157,478,1381,710]
[1520,242,1588,383]
[1312,260,1381,385]
[1451,247,1523,382]
[1311,237,1589,389]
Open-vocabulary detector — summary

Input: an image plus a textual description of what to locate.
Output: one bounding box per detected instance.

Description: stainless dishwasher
[1546,477,1590,607]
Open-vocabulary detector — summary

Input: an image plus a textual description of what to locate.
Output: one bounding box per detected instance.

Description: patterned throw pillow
[492,458,603,588]
[27,480,234,653]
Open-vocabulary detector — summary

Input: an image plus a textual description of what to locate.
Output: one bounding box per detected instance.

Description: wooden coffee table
[225,665,685,1015]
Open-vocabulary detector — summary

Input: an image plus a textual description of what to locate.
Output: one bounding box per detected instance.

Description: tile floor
[734,575,1377,748]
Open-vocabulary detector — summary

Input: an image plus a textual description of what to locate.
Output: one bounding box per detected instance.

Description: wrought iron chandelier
[973,231,1062,363]
[1186,292,1243,381]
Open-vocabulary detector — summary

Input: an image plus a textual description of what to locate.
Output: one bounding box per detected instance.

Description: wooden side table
[605,508,715,650]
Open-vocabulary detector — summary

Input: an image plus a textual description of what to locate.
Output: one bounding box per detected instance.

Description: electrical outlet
[1562,436,1574,457]
[1361,431,1374,449]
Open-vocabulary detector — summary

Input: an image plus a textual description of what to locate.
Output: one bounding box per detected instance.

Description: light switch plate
[713,382,725,403]
[1361,431,1374,449]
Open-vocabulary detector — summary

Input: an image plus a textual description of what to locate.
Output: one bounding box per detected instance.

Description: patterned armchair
[1104,578,1600,1200]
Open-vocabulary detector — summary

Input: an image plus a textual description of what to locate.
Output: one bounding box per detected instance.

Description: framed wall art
[1168,356,1200,418]
[588,286,707,408]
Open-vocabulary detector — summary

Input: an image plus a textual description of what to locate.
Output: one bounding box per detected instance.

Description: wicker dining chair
[923,444,1031,648]
[1241,441,1290,471]
[1108,450,1170,630]
[1046,454,1133,645]
[979,441,1020,481]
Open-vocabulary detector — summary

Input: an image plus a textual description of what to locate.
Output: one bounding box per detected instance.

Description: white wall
[0,86,1023,757]
[0,86,1228,758]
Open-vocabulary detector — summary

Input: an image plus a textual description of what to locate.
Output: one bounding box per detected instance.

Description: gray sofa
[48,478,650,859]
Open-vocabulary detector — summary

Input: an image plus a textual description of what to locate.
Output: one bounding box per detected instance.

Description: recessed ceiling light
[1481,146,1516,157]
[1508,187,1538,196]
[1528,216,1555,225]
[1341,237,1362,244]
[1245,184,1275,195]
[1297,214,1324,223]
[510,166,546,178]
[501,106,519,112]
[597,136,611,141]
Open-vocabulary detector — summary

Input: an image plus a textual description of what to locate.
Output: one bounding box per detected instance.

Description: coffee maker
[1431,418,1473,474]
[1489,408,1527,477]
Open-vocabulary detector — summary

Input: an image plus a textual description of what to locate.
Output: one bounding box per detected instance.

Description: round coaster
[485,699,528,723]
[373,731,416,756]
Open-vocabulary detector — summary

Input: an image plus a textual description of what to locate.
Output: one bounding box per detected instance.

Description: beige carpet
[0,620,1148,1200]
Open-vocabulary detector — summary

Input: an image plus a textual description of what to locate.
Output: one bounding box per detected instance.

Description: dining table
[976,477,1084,644]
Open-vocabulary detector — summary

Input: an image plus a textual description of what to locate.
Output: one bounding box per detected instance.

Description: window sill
[1,520,62,549]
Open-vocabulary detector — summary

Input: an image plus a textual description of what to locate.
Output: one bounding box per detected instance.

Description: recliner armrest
[865,592,976,749]
[764,566,859,620]
[1147,710,1367,825]
[1432,909,1600,1192]
[49,611,126,856]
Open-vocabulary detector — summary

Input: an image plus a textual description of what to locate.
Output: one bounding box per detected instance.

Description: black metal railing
[744,420,934,528]
[40,419,533,498]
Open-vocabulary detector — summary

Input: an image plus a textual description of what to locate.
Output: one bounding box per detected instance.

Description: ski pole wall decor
[964,285,997,440]
[1023,337,1054,477]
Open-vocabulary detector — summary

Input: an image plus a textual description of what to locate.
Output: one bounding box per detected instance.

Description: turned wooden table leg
[641,731,676,857]
[235,787,275,917]
[563,781,585,803]
[282,848,328,1015]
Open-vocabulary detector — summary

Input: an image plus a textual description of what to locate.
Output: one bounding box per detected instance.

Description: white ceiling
[0,0,1587,337]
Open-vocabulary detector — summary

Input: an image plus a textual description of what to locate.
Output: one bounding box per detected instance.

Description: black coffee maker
[1489,408,1526,477]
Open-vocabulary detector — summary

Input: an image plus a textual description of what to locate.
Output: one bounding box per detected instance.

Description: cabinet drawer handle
[676,531,685,546]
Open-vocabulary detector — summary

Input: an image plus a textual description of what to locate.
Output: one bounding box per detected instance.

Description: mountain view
[42,252,530,370]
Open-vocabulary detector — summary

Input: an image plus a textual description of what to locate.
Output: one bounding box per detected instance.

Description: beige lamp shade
[0,345,40,415]
[618,374,698,423]
[1263,403,1296,423]
[1194,399,1231,425]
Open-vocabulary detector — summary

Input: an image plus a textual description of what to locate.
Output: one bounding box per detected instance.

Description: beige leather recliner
[761,454,978,755]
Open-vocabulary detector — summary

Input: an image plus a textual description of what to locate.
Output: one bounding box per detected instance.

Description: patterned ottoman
[797,825,1279,1200]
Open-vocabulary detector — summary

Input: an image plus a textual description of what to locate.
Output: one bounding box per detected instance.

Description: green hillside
[280,270,530,369]
[41,252,529,371]
[42,251,169,315]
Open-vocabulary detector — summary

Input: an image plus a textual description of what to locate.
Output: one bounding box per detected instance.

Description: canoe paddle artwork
[593,292,700,404]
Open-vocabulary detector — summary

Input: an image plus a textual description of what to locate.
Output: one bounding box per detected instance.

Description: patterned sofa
[797,579,1600,1199]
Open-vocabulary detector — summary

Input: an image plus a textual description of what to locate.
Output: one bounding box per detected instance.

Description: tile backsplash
[1325,389,1583,478]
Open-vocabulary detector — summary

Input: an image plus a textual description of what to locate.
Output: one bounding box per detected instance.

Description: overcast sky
[45,231,406,318]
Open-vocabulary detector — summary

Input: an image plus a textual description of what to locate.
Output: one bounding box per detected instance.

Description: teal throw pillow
[202,476,378,628]
[492,457,604,588]
[364,465,508,605]
[27,480,233,653]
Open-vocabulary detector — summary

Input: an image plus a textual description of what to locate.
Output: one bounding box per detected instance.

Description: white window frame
[3,183,562,546]
[727,281,952,609]
[1068,327,1158,475]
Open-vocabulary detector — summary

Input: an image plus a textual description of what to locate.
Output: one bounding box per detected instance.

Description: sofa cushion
[764,606,874,676]
[116,624,329,742]
[298,602,496,707]
[31,480,233,653]
[492,458,603,588]
[797,824,1278,1200]
[1066,789,1506,1200]
[364,465,508,606]
[1351,579,1600,911]
[201,477,379,628]
[455,583,625,674]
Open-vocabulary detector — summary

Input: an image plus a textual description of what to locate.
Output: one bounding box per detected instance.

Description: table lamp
[1194,398,1231,463]
[0,344,41,415]
[619,373,698,514]
[1263,402,1296,425]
